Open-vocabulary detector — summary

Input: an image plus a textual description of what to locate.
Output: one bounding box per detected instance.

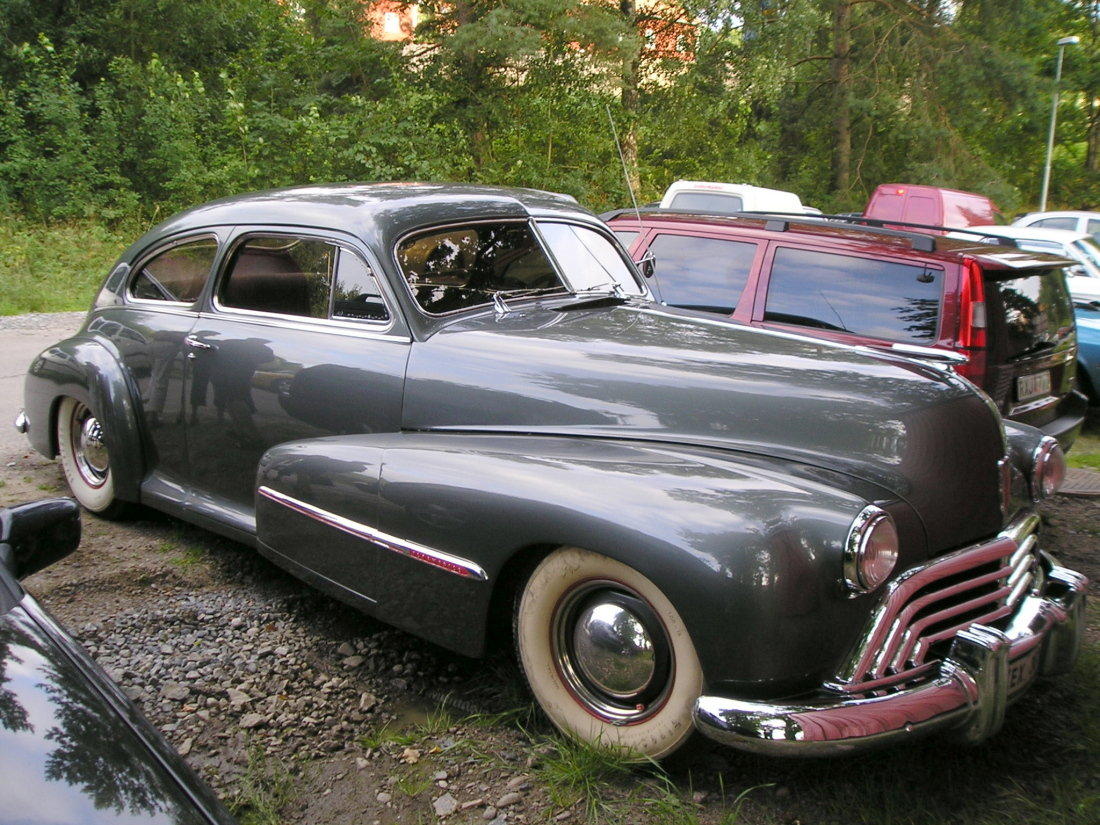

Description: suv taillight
[956,257,987,384]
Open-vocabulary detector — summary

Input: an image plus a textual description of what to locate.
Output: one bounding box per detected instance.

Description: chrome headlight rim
[843,505,899,594]
[1030,436,1065,501]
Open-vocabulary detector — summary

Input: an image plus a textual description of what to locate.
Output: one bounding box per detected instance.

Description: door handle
[184,335,215,358]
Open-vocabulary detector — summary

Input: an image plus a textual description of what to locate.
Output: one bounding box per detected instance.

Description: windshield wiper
[492,285,570,315]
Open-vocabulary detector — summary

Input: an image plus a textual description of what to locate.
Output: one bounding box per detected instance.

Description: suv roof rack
[739,211,1022,249]
[600,206,941,252]
[600,206,1023,253]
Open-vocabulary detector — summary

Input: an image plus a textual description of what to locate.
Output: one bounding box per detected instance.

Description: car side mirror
[0,498,81,580]
[636,251,656,279]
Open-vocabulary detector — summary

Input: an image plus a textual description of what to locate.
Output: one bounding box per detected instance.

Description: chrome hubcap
[553,582,672,724]
[70,403,109,487]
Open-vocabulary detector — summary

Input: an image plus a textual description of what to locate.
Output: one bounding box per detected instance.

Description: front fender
[257,432,885,694]
[24,337,145,502]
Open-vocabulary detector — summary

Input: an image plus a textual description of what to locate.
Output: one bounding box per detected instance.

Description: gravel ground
[3,313,1098,825]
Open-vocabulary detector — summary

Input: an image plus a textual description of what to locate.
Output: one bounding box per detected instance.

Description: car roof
[968,224,1090,242]
[605,210,1069,270]
[124,182,593,259]
[1015,210,1100,221]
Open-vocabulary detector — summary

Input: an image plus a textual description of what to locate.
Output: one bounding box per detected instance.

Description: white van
[659,180,810,215]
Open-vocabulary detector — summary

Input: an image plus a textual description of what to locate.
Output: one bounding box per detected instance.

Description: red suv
[605,209,1086,449]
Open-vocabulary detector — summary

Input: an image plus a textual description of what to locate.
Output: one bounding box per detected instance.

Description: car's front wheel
[515,546,703,759]
[56,397,126,517]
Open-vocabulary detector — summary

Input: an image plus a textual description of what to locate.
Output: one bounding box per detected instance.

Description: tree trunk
[619,0,641,194]
[831,0,852,196]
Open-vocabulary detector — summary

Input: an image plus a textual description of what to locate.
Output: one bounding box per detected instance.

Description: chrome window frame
[125,232,220,309]
[210,230,398,335]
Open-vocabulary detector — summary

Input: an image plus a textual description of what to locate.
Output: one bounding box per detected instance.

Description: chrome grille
[835,514,1042,693]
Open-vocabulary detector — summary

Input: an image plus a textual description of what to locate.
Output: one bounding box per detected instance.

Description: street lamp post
[1039,35,1080,212]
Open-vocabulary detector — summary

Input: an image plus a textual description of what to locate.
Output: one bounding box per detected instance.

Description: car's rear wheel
[56,397,126,517]
[515,546,703,759]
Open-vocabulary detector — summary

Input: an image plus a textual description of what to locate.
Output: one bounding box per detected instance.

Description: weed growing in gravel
[229,746,297,825]
[394,768,433,798]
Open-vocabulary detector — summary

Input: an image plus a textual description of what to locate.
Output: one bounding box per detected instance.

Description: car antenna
[606,104,643,225]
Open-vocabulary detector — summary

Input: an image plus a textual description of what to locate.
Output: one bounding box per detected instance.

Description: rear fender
[257,432,875,691]
[24,337,145,502]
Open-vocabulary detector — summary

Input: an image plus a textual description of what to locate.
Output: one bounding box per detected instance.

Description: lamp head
[1057,36,1080,47]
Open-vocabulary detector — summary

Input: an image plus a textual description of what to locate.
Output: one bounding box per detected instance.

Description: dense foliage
[0,0,1096,223]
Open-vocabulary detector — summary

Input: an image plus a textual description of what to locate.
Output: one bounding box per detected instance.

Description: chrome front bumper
[693,562,1087,756]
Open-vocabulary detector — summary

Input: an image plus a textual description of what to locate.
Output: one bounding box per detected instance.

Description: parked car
[604,208,1086,450]
[0,498,236,824]
[19,184,1087,760]
[864,183,998,231]
[1074,299,1100,405]
[961,224,1100,303]
[659,180,815,215]
[1014,210,1100,242]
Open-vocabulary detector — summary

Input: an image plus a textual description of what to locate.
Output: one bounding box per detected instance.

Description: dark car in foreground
[18,183,1087,759]
[605,208,1087,450]
[0,498,235,824]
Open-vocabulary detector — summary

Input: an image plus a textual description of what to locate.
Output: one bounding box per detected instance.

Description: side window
[130,237,218,304]
[220,236,336,319]
[764,247,943,343]
[648,234,757,312]
[1085,219,1100,241]
[612,230,639,250]
[1034,217,1077,231]
[333,250,390,323]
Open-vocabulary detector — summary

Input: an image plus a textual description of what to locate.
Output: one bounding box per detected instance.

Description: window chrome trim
[195,310,409,342]
[212,232,397,333]
[257,486,488,581]
[125,232,220,308]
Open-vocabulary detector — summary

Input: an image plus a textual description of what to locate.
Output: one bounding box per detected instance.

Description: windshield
[396,221,567,315]
[536,222,645,295]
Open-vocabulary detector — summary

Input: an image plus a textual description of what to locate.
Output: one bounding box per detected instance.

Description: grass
[1066,426,1100,470]
[0,213,130,315]
[155,533,207,568]
[228,747,297,825]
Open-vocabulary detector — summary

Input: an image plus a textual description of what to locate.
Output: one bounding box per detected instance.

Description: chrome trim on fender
[256,486,488,581]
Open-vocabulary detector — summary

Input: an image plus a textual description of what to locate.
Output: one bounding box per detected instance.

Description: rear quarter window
[985,268,1074,360]
[764,247,943,343]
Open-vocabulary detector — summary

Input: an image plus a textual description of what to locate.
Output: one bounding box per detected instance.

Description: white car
[1013,211,1100,242]
[964,224,1100,302]
[659,180,817,216]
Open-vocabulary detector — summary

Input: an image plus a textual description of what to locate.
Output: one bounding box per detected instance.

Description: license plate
[1016,370,1051,401]
[1007,647,1040,695]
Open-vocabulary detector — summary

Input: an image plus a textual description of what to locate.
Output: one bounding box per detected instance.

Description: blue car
[1077,301,1100,405]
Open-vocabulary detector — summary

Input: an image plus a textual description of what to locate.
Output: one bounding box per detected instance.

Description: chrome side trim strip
[256,486,488,581]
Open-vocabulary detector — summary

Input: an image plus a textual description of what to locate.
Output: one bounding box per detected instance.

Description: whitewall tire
[515,546,703,759]
[57,396,122,515]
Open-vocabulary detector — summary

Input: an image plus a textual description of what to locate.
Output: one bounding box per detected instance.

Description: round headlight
[844,506,899,593]
[1031,436,1066,500]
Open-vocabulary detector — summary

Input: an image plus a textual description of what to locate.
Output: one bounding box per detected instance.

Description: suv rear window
[764,247,943,343]
[984,268,1074,360]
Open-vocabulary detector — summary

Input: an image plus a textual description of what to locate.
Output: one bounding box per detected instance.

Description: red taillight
[956,257,987,384]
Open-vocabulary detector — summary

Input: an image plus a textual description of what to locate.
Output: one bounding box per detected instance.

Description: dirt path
[2,314,1097,825]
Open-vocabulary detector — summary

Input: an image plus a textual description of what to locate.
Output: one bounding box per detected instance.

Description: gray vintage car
[18,184,1087,759]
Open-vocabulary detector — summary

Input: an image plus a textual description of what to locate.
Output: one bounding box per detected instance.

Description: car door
[184,228,410,535]
[91,233,221,488]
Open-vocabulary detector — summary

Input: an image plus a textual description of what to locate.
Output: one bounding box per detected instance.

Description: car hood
[403,302,1007,551]
[0,596,231,825]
